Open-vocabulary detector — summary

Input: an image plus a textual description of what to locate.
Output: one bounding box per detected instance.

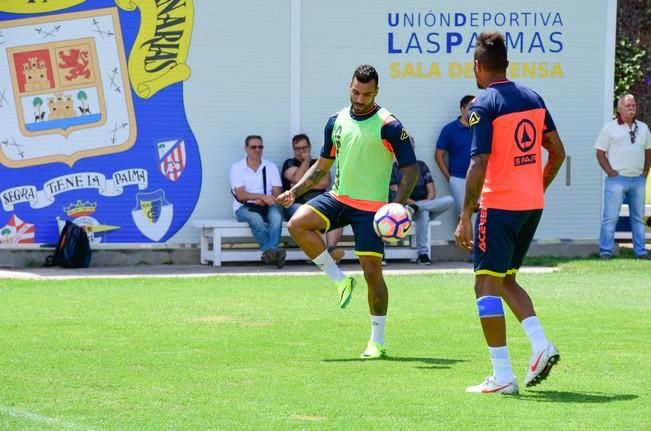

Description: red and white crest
[157,139,187,181]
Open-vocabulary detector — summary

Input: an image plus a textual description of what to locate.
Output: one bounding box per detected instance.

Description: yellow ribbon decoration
[115,0,193,99]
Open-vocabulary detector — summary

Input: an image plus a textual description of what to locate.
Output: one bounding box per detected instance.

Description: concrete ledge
[0,247,200,269]
[0,240,600,268]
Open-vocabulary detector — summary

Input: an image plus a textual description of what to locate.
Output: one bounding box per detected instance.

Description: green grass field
[1,259,650,430]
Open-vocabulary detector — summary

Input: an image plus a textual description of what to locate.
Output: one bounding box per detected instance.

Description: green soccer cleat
[360,341,386,359]
[336,276,355,309]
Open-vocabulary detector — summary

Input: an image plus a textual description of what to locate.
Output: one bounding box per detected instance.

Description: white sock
[521,316,549,352]
[369,315,386,346]
[312,249,345,282]
[488,346,514,383]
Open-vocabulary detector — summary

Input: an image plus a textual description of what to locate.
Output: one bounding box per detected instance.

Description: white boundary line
[0,266,556,280]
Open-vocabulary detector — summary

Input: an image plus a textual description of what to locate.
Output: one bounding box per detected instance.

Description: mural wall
[0,0,200,244]
[1,1,619,246]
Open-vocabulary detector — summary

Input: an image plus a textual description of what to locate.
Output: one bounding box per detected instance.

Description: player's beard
[351,99,374,114]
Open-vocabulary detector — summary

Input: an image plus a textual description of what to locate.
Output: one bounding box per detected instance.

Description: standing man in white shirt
[594,94,651,259]
[230,135,287,267]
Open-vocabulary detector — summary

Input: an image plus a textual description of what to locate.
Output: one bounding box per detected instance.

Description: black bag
[231,166,270,217]
[244,202,269,216]
[44,220,92,268]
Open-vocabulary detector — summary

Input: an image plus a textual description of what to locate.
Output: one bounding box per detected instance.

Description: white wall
[181,0,292,242]
[179,0,616,243]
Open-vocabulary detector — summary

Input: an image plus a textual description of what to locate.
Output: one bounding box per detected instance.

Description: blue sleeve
[533,91,557,134]
[381,118,417,167]
[320,114,338,159]
[543,109,557,134]
[436,123,452,151]
[468,103,493,156]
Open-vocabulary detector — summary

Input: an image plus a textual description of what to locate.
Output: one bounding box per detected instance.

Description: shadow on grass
[323,356,466,369]
[516,390,638,403]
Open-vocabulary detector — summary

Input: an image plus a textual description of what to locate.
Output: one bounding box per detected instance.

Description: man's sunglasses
[629,123,638,144]
[248,145,264,150]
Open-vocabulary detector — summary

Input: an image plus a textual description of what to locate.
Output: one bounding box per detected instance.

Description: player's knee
[288,217,314,242]
[476,295,504,318]
[287,217,300,234]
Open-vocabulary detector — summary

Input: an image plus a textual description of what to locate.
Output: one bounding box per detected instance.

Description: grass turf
[0,259,649,430]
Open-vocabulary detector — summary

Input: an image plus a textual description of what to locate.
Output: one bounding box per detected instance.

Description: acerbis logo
[468,111,481,126]
[477,208,487,253]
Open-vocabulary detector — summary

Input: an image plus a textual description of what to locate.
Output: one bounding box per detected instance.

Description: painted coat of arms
[0,8,135,168]
[0,0,200,244]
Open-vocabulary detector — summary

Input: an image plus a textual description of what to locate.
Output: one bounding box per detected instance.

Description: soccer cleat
[466,376,519,395]
[335,276,355,309]
[360,341,386,359]
[524,343,560,387]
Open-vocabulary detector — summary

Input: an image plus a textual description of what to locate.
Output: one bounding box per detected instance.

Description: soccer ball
[373,203,412,243]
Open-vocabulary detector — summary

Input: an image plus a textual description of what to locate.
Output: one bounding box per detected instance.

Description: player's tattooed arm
[454,153,487,250]
[461,154,488,218]
[290,157,334,198]
[393,163,419,204]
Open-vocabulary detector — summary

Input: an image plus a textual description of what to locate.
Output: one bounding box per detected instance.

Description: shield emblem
[131,189,173,241]
[157,139,187,181]
[9,38,105,136]
[0,8,136,168]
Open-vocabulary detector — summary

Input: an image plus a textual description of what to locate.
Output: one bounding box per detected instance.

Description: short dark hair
[245,135,262,146]
[459,95,475,109]
[292,133,311,148]
[474,32,508,71]
[352,64,379,86]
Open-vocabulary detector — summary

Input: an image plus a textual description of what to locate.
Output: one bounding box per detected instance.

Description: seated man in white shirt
[230,135,287,267]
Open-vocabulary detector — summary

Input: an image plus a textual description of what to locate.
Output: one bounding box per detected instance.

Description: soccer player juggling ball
[277,64,418,359]
[454,32,566,394]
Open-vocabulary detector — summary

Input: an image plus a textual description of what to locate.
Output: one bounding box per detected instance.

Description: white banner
[1,168,148,211]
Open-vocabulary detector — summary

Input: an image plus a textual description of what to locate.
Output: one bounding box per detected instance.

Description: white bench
[614,204,651,240]
[192,219,441,267]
